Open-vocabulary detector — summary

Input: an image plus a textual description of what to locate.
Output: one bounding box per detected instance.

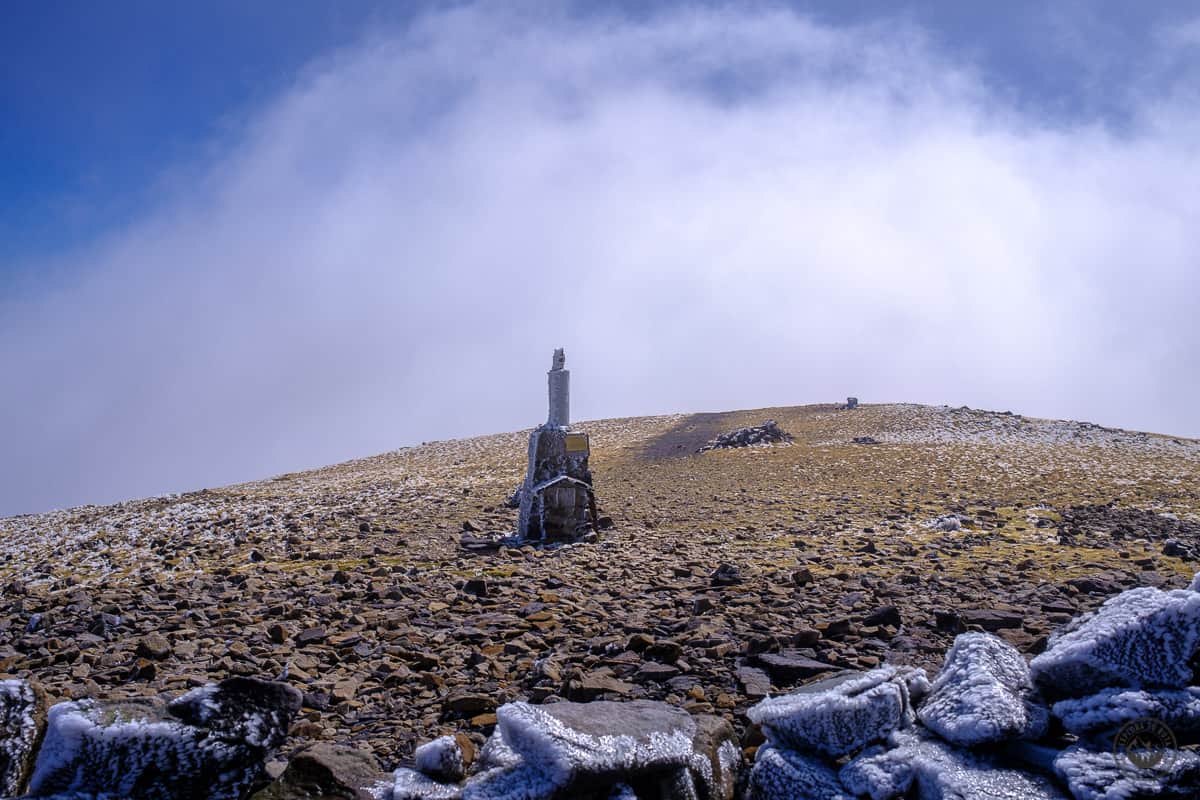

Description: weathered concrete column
[548,348,569,427]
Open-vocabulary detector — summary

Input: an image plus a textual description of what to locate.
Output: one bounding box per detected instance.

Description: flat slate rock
[749,651,835,684]
[252,743,394,800]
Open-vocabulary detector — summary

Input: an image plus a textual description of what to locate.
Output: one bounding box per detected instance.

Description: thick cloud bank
[2,5,1198,515]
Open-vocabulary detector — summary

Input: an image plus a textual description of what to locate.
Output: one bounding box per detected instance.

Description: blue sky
[2,2,1199,515]
[3,1,1192,272]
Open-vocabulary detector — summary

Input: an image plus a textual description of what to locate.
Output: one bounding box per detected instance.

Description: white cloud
[2,5,1198,515]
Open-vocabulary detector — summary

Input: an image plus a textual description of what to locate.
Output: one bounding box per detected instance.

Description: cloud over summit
[2,5,1198,515]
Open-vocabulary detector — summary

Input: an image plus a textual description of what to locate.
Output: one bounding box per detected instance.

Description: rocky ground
[1,403,1197,773]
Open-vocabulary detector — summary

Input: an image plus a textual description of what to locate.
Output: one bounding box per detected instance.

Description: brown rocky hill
[1,402,1198,768]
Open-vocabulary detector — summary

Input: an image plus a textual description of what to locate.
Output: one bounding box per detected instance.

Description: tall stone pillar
[548,348,569,427]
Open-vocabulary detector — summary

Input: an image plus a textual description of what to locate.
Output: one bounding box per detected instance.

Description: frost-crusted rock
[917,633,1048,746]
[837,743,910,800]
[497,700,693,787]
[900,667,933,706]
[27,678,301,800]
[1030,586,1200,699]
[416,736,468,783]
[746,744,851,800]
[747,667,917,758]
[394,767,465,800]
[1053,687,1200,740]
[457,699,735,800]
[167,677,301,750]
[929,515,963,532]
[841,730,1068,800]
[1054,742,1200,800]
[0,678,46,797]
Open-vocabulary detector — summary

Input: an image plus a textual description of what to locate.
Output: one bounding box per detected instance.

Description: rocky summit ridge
[0,403,1198,797]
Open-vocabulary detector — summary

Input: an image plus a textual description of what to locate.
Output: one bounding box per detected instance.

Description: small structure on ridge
[515,349,598,543]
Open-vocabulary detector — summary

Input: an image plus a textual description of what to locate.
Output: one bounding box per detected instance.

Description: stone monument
[846,397,859,410]
[516,349,598,543]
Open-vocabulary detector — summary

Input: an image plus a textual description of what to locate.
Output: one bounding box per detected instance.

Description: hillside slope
[1,403,1198,764]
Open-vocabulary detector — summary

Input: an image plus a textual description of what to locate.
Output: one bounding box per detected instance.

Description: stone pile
[697,422,793,453]
[745,572,1200,799]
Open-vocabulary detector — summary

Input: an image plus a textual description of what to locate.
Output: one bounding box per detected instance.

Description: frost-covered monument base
[515,349,598,544]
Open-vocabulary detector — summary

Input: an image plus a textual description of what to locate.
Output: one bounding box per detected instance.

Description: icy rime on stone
[1053,743,1200,800]
[414,735,468,783]
[747,744,851,800]
[394,700,736,800]
[1052,687,1200,739]
[840,730,1069,800]
[0,679,44,797]
[1030,586,1200,699]
[26,678,300,800]
[917,633,1049,746]
[747,667,919,758]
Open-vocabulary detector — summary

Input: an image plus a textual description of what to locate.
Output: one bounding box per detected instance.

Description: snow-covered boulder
[416,735,470,783]
[917,633,1048,746]
[840,730,1068,800]
[431,699,735,800]
[1030,585,1200,700]
[747,667,920,758]
[26,677,301,800]
[1054,742,1200,800]
[747,744,851,800]
[0,678,46,797]
[1052,687,1200,740]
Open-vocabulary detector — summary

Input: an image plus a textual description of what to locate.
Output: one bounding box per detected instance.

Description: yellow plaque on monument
[564,433,589,454]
